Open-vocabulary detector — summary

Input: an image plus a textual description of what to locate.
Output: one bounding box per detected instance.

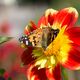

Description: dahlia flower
[19,7,80,80]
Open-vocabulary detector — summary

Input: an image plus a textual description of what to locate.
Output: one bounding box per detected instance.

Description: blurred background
[0,0,80,80]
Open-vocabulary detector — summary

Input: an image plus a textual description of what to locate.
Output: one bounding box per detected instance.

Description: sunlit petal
[65,27,80,46]
[52,7,78,29]
[38,9,58,27]
[62,43,80,70]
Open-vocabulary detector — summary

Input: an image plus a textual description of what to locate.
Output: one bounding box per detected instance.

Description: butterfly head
[19,35,32,48]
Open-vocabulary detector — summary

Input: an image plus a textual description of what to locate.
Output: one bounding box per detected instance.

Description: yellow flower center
[35,26,71,69]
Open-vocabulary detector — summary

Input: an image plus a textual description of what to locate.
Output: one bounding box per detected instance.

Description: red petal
[26,64,61,80]
[46,64,61,80]
[3,72,9,79]
[62,43,80,70]
[21,47,35,65]
[24,21,37,35]
[38,16,48,27]
[65,27,80,46]
[53,7,78,28]
[27,64,48,80]
[38,9,58,27]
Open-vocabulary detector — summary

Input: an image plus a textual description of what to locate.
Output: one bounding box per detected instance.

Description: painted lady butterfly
[19,27,59,49]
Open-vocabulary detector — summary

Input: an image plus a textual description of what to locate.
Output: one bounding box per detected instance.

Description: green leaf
[8,77,12,80]
[0,36,13,44]
[0,68,5,76]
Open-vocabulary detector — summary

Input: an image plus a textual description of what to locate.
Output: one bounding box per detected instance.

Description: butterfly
[19,23,59,50]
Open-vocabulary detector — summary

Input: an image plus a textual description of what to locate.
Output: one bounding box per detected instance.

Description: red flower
[20,7,80,80]
[0,39,26,79]
[0,21,10,35]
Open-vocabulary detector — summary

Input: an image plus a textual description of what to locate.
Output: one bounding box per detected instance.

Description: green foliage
[8,77,12,80]
[17,0,51,5]
[0,36,12,45]
[61,66,69,80]
[0,69,5,76]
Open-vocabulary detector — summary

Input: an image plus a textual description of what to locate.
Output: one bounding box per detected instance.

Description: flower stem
[61,66,69,80]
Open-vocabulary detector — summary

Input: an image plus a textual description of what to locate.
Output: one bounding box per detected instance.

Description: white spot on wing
[26,41,28,45]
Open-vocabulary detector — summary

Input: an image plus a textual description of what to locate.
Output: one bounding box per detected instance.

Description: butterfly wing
[19,26,59,50]
[19,28,43,48]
